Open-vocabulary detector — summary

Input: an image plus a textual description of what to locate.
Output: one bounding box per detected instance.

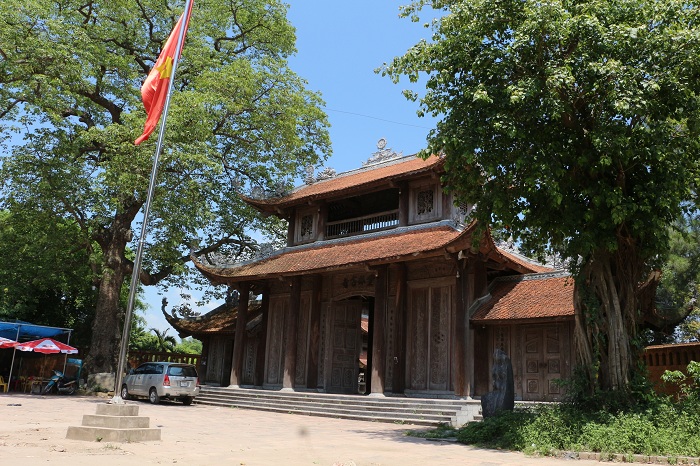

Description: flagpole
[112,0,194,404]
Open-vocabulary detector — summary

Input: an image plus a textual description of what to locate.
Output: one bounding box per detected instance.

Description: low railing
[326,210,399,239]
[127,350,200,369]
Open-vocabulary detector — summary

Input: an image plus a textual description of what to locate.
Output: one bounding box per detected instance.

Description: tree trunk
[84,202,139,375]
[573,245,642,392]
[85,251,126,374]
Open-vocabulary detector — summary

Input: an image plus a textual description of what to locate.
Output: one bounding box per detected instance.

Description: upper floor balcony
[325,210,399,239]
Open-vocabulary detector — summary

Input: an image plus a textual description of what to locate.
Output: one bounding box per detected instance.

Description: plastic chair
[0,376,8,393]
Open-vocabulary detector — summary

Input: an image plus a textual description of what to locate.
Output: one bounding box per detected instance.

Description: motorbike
[40,370,78,395]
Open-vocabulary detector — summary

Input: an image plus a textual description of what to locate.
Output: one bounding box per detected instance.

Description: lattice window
[417,189,434,215]
[300,214,314,240]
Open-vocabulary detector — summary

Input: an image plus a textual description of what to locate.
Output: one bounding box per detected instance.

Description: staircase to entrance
[196,386,482,427]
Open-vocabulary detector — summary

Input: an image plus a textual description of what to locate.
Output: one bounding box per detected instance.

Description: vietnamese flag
[134,10,193,145]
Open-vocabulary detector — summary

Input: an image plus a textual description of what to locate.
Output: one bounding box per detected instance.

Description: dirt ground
[0,392,601,466]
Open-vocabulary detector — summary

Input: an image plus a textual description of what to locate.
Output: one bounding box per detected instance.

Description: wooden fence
[127,350,200,369]
[643,342,700,396]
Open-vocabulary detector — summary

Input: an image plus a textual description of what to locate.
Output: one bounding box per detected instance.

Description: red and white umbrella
[16,338,78,354]
[0,337,19,349]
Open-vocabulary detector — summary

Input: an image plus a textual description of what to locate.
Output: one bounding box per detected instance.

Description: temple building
[169,142,575,401]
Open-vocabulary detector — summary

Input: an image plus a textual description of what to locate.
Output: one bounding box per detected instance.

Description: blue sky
[144,2,440,333]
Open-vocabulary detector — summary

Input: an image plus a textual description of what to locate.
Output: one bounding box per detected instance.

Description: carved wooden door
[522,325,564,401]
[328,300,361,394]
[265,296,288,386]
[407,284,452,391]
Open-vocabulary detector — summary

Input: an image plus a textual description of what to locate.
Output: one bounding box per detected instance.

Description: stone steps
[196,386,482,427]
[66,403,161,442]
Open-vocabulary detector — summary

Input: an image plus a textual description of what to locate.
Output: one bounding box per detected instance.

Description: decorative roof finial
[363,138,402,166]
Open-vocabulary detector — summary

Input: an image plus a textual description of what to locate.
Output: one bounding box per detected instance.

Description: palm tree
[150,328,177,352]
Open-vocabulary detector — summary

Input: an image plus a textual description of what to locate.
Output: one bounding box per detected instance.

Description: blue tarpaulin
[0,320,72,342]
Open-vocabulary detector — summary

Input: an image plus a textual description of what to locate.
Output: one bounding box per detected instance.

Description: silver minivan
[121,362,200,405]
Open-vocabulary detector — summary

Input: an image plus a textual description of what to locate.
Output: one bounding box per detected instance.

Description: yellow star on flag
[156,56,174,80]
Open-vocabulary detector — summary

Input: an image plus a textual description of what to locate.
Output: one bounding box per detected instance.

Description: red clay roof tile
[243,155,444,212]
[195,225,468,282]
[471,274,574,322]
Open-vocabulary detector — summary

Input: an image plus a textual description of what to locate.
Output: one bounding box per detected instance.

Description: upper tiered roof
[242,154,444,214]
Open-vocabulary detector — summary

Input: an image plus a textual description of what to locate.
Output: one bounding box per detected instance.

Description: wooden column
[398,183,409,227]
[306,275,322,389]
[199,337,210,384]
[316,203,327,241]
[370,266,388,396]
[286,215,295,247]
[229,281,250,387]
[254,285,270,387]
[282,276,301,390]
[392,263,407,393]
[454,259,470,397]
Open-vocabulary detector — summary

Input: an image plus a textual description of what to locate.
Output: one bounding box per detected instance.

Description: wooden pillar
[229,281,250,387]
[454,259,470,397]
[286,215,295,247]
[398,183,408,227]
[392,263,407,393]
[316,203,327,241]
[254,285,270,387]
[370,265,388,396]
[306,275,322,389]
[282,276,301,390]
[199,337,210,384]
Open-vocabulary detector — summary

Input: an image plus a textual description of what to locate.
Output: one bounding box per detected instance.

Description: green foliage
[0,210,97,347]
[662,361,700,402]
[384,0,700,267]
[406,423,458,439]
[385,0,700,392]
[174,337,202,355]
[655,213,700,343]
[559,365,657,413]
[453,399,700,458]
[0,0,330,371]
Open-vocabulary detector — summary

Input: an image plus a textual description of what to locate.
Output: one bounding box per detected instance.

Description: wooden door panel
[328,301,361,394]
[265,297,288,385]
[522,325,564,401]
[408,284,452,391]
[429,286,450,390]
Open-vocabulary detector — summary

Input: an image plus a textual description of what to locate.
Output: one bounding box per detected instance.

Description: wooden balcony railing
[326,210,399,239]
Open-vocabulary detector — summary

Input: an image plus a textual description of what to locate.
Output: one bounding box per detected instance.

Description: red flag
[134,10,192,145]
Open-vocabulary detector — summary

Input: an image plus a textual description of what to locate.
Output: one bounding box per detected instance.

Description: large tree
[384,0,700,392]
[0,210,96,348]
[0,0,330,373]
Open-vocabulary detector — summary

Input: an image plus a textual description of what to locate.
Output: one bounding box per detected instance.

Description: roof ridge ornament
[363,138,402,167]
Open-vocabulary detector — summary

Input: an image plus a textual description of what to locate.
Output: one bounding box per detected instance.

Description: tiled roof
[243,155,444,212]
[471,273,574,323]
[195,224,472,283]
[494,247,554,273]
[164,302,262,337]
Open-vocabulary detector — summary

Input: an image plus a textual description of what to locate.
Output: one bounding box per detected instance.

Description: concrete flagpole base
[66,403,161,442]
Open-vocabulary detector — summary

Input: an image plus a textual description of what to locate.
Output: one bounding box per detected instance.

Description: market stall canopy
[0,321,71,341]
[16,338,78,354]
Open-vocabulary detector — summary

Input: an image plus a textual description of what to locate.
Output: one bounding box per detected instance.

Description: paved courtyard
[0,393,601,465]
